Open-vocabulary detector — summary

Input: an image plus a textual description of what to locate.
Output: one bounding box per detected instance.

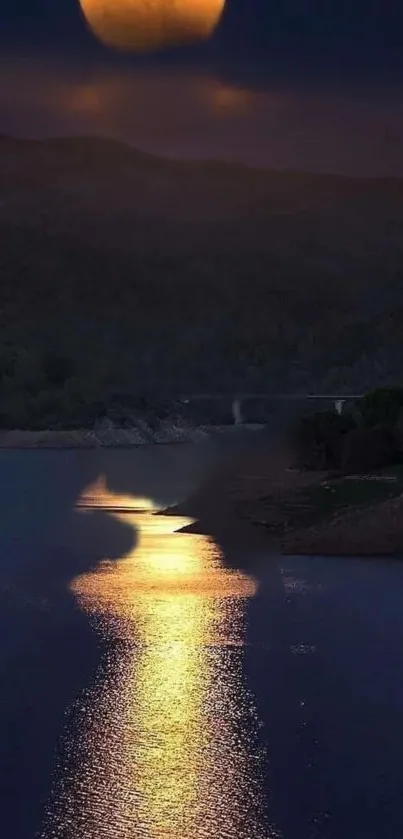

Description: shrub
[394,408,403,452]
[0,347,16,379]
[42,353,75,386]
[0,390,35,429]
[358,388,403,429]
[341,425,398,474]
[290,410,355,471]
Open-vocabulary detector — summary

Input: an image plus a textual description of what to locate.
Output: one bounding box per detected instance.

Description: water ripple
[39,483,277,839]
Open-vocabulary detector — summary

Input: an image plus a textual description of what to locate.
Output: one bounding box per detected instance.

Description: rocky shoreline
[0,418,210,448]
[2,422,402,556]
[163,438,403,557]
[266,495,403,556]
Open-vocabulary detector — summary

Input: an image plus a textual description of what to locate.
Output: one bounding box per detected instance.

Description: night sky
[2,1,403,175]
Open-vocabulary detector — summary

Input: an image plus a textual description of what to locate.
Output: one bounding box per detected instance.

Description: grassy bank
[237,464,403,556]
[276,466,403,529]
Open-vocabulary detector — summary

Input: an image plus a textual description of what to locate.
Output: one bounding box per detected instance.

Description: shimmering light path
[2,450,403,839]
[40,476,273,839]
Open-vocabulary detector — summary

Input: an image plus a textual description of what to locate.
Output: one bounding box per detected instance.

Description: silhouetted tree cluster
[291,388,403,474]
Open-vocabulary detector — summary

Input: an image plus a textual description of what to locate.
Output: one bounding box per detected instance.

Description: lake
[0,445,403,838]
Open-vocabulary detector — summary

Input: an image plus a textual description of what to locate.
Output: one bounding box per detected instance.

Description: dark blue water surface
[0,445,402,839]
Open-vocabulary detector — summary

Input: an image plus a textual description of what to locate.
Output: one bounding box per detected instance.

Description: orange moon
[79,0,226,52]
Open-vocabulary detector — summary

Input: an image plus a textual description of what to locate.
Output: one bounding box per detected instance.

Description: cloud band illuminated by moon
[79,0,226,53]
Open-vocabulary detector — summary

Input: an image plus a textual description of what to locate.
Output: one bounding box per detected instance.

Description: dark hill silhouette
[1,135,403,426]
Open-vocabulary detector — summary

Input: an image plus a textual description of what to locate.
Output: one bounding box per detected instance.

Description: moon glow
[79,0,226,52]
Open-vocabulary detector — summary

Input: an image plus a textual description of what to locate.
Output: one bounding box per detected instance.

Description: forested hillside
[1,135,403,426]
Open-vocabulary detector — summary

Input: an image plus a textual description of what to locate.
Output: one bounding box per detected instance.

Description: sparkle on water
[39,476,275,839]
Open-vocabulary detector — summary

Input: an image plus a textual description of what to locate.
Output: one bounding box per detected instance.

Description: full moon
[79,0,226,52]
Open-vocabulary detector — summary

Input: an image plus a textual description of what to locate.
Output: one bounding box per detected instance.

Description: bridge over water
[179,393,364,425]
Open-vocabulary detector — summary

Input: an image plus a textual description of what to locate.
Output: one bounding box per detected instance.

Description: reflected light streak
[78,473,157,512]
[79,0,226,53]
[39,481,272,838]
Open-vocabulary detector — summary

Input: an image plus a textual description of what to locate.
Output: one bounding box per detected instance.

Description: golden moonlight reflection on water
[39,478,271,839]
[79,0,226,52]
